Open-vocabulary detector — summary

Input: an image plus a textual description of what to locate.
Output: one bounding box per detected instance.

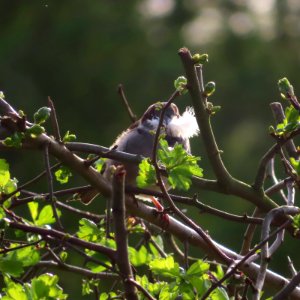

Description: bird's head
[140,102,199,139]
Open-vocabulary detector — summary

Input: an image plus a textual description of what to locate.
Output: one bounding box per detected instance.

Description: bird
[80,102,199,204]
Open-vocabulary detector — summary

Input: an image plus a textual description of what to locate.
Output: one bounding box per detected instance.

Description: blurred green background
[1,0,300,297]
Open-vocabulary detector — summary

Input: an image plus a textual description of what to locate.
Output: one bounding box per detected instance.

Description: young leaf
[26,124,45,138]
[129,245,152,267]
[186,260,210,277]
[174,76,188,95]
[35,205,61,226]
[77,218,103,242]
[62,130,76,142]
[3,132,24,148]
[158,139,203,190]
[55,165,72,184]
[28,202,39,222]
[149,256,180,278]
[0,159,10,188]
[33,107,51,124]
[136,159,156,188]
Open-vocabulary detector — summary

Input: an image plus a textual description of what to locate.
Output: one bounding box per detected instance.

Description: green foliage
[158,139,203,190]
[62,130,76,143]
[54,165,72,184]
[204,81,216,97]
[3,132,24,148]
[28,202,61,226]
[144,256,229,299]
[0,245,40,277]
[192,53,209,65]
[292,214,300,234]
[82,279,99,296]
[129,245,152,267]
[25,124,45,138]
[174,76,188,95]
[0,159,19,199]
[94,158,107,172]
[33,107,51,125]
[278,77,294,99]
[136,159,157,188]
[1,273,67,300]
[77,218,104,243]
[290,157,300,177]
[271,105,300,137]
[137,139,203,190]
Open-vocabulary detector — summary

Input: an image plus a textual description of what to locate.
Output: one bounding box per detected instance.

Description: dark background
[1,0,300,298]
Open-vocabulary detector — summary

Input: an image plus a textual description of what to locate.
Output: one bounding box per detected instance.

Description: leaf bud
[204,81,216,97]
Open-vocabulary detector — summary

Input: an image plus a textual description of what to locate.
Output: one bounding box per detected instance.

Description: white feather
[167,107,199,139]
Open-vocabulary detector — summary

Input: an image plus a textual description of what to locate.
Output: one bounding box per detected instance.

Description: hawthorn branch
[44,143,63,230]
[178,47,232,187]
[254,206,300,299]
[112,166,138,300]
[37,261,118,280]
[118,84,137,123]
[150,93,232,264]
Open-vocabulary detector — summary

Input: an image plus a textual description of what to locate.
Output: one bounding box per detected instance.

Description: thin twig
[240,208,262,255]
[48,97,61,142]
[178,47,232,186]
[266,157,287,203]
[112,166,138,300]
[254,206,300,300]
[287,256,297,277]
[201,219,292,300]
[1,162,61,202]
[37,260,118,280]
[273,271,300,300]
[118,84,137,123]
[44,143,63,230]
[151,91,232,264]
[8,220,116,260]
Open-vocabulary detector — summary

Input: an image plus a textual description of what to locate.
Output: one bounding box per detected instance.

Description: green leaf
[278,77,294,97]
[3,178,19,196]
[204,81,216,97]
[0,159,10,188]
[26,124,45,138]
[54,166,72,184]
[0,207,5,219]
[94,158,107,172]
[292,214,300,231]
[192,53,209,64]
[129,245,152,267]
[28,202,39,222]
[149,256,180,278]
[2,277,28,300]
[3,132,24,148]
[0,257,23,277]
[35,205,61,226]
[30,273,67,299]
[77,218,103,242]
[290,157,300,175]
[174,76,188,95]
[99,292,117,300]
[136,159,156,188]
[211,287,230,300]
[62,130,76,142]
[158,139,203,190]
[33,107,51,125]
[186,260,209,277]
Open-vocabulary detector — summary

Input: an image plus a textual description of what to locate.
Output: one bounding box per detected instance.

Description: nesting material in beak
[167,107,199,139]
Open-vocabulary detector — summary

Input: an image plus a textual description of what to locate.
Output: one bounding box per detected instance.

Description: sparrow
[80,102,199,204]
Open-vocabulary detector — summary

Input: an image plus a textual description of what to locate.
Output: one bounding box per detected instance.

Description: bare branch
[118,84,137,123]
[112,166,138,300]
